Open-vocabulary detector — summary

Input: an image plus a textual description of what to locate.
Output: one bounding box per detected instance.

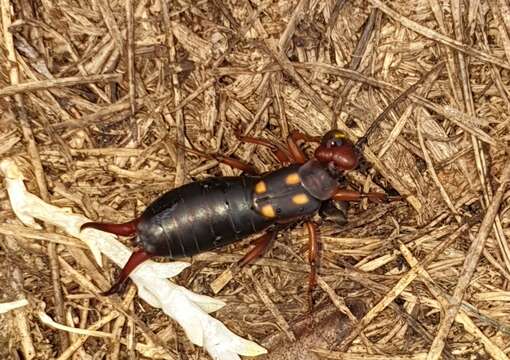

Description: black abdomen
[136,177,273,258]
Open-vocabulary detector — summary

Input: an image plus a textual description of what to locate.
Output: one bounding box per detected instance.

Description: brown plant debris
[1,0,510,359]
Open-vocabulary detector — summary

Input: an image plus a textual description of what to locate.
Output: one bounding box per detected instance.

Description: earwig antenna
[355,61,446,150]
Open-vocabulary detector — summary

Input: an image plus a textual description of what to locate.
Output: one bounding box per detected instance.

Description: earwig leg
[238,231,277,267]
[234,129,292,164]
[286,133,307,164]
[286,130,321,165]
[289,130,321,144]
[332,189,395,203]
[305,222,319,312]
[175,142,258,175]
[235,129,319,165]
[101,248,153,296]
[319,200,348,226]
[80,218,140,236]
[215,155,257,175]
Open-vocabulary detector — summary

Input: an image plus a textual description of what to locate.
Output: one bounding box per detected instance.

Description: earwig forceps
[0,158,267,360]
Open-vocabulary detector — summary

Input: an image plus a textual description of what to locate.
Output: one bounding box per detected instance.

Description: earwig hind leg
[305,222,319,312]
[80,218,140,237]
[101,248,153,296]
[237,231,277,267]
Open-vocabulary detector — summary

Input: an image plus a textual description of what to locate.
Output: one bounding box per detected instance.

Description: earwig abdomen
[137,176,273,258]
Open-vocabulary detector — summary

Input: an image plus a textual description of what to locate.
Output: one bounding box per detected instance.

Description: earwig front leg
[235,129,320,165]
[332,189,392,203]
[305,221,319,311]
[286,132,307,164]
[286,130,321,165]
[238,231,277,267]
[289,130,321,144]
[234,129,292,165]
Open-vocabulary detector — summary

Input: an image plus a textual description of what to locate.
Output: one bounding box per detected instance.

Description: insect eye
[327,138,343,147]
[321,130,346,147]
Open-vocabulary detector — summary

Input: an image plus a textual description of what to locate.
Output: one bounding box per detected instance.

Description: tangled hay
[1,0,510,359]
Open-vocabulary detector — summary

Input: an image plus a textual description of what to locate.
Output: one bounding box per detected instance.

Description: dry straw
[1,0,510,359]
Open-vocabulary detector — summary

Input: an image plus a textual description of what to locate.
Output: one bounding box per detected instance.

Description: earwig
[81,130,394,306]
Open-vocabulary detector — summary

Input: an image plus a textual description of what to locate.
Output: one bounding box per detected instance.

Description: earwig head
[314,130,359,172]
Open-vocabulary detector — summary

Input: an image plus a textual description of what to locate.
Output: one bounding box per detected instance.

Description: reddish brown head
[314,130,359,171]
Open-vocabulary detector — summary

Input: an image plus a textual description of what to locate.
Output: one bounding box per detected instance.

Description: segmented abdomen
[136,176,273,258]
